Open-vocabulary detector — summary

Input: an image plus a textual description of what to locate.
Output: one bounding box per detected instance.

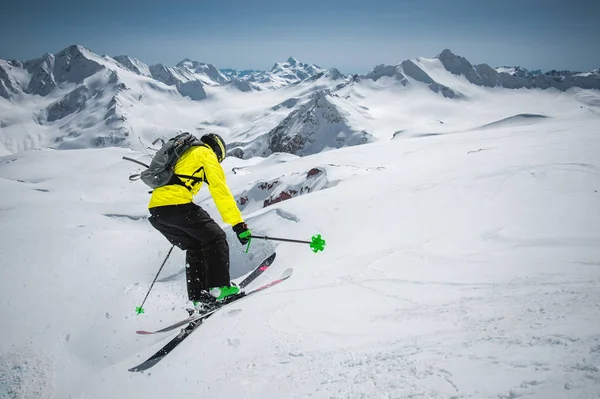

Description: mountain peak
[173,59,229,84]
[434,48,483,85]
[262,88,373,157]
[56,44,90,57]
[176,58,208,69]
[268,57,325,84]
[325,68,345,80]
[437,49,456,59]
[114,55,151,77]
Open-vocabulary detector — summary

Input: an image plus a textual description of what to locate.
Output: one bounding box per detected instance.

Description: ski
[136,252,277,335]
[128,267,292,372]
[238,252,277,288]
[184,267,293,323]
[135,313,198,336]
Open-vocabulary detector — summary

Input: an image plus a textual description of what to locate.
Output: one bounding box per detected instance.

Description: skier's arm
[203,150,244,226]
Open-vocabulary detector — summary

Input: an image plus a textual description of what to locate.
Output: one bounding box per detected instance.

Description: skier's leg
[149,208,197,250]
[177,204,231,289]
[149,203,235,300]
[185,248,209,302]
[149,204,208,302]
[198,225,230,289]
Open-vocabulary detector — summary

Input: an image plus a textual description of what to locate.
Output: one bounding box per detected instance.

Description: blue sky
[2,0,599,73]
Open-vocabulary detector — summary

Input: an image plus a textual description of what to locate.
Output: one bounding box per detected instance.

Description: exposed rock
[271,97,301,111]
[436,49,483,86]
[264,90,374,157]
[114,55,151,77]
[228,77,253,92]
[474,63,502,87]
[364,64,408,84]
[46,85,90,122]
[53,45,103,84]
[0,62,20,99]
[236,167,330,212]
[428,82,459,99]
[436,49,600,91]
[176,80,207,100]
[400,60,435,84]
[264,190,297,207]
[307,168,322,178]
[149,64,179,86]
[25,53,57,96]
[23,46,103,96]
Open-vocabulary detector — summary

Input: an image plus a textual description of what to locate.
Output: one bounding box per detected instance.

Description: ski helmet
[200,133,226,163]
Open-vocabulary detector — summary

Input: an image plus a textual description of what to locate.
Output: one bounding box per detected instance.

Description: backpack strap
[122,156,150,182]
[171,166,210,190]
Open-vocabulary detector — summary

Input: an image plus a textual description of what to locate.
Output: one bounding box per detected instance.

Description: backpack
[124,132,206,190]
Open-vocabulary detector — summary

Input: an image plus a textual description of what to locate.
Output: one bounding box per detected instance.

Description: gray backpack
[124,132,206,190]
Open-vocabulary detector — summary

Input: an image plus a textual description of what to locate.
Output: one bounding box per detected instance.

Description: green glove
[233,222,251,245]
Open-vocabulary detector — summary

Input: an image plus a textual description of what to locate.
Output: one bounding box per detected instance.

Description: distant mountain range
[0,44,598,157]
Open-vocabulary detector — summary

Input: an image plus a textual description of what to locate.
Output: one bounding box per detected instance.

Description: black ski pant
[148,202,230,302]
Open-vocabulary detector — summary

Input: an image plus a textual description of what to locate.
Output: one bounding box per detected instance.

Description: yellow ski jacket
[148,145,244,226]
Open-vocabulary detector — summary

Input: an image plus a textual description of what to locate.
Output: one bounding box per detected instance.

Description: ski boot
[208,282,241,301]
[190,291,218,315]
[188,283,242,316]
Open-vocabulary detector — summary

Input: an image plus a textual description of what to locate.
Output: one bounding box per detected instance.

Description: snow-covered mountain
[270,56,324,82]
[113,55,152,77]
[435,49,600,90]
[3,45,105,98]
[0,47,335,155]
[175,58,230,85]
[353,49,600,98]
[0,45,143,151]
[1,45,599,158]
[221,57,327,90]
[248,90,374,157]
[114,55,229,88]
[353,60,460,99]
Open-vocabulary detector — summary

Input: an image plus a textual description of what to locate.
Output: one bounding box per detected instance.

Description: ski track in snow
[256,270,600,399]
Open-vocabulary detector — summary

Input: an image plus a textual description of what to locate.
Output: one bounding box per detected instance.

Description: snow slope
[1,85,600,399]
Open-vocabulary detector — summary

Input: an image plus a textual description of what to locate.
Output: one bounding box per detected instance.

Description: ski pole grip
[240,231,252,253]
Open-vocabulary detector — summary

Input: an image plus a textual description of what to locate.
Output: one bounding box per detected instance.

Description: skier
[147,133,251,311]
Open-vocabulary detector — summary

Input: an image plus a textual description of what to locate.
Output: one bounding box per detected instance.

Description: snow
[1,46,600,399]
[175,59,229,85]
[575,70,600,78]
[113,55,152,78]
[494,66,540,78]
[496,67,517,75]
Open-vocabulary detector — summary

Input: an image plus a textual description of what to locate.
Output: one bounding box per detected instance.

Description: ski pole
[135,245,175,315]
[250,234,326,253]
